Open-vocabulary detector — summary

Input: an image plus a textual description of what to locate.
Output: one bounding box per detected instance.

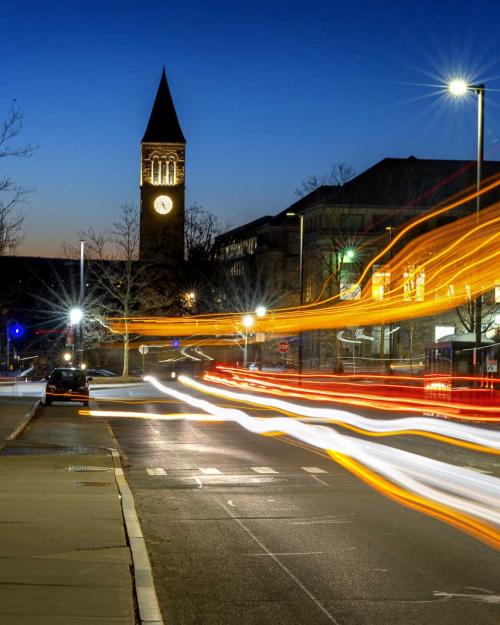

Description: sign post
[139,344,149,374]
[278,341,289,368]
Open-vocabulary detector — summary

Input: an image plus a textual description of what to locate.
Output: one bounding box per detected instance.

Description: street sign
[486,359,497,373]
[138,344,149,355]
[255,332,266,343]
[278,341,289,353]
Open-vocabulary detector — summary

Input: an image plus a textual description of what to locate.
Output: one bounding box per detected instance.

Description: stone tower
[140,68,186,265]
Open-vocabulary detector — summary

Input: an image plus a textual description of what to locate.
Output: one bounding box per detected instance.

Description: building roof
[276,156,500,218]
[142,68,185,144]
[214,215,274,247]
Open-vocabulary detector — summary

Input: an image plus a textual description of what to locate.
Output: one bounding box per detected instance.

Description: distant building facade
[214,156,500,370]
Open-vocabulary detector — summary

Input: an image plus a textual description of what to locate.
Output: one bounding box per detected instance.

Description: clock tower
[140,68,186,264]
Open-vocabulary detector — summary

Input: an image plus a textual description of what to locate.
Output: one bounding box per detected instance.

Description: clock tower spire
[140,68,186,264]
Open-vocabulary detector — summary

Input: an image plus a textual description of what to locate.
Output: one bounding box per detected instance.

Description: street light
[241,314,255,368]
[69,307,83,366]
[255,305,266,318]
[448,79,468,97]
[63,352,71,363]
[69,307,83,325]
[447,78,485,372]
[286,211,305,376]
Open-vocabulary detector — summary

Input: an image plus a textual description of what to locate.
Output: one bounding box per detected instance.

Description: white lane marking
[198,467,221,475]
[227,500,235,507]
[146,468,166,476]
[433,591,500,604]
[363,568,389,572]
[309,474,329,486]
[194,477,203,488]
[291,517,350,525]
[251,466,278,474]
[216,499,341,624]
[246,551,325,556]
[302,467,327,474]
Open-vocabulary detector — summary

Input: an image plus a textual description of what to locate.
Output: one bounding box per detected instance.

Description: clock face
[154,195,173,215]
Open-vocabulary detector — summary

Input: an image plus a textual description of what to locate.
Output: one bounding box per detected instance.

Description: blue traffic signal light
[10,323,24,339]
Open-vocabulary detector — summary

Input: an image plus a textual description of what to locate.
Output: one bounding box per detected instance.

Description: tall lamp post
[69,307,83,366]
[286,212,304,375]
[448,79,485,374]
[241,314,255,368]
[79,240,85,367]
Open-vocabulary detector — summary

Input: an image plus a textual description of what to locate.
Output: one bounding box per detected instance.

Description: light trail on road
[109,193,500,336]
[204,367,500,423]
[135,375,500,548]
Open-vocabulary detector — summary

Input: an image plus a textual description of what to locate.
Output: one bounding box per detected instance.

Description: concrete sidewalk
[0,398,39,446]
[0,402,137,624]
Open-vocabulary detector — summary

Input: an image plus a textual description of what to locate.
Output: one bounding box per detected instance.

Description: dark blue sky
[3,0,500,256]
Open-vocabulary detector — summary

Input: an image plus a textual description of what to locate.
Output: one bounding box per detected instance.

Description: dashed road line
[302,466,327,474]
[251,466,278,474]
[198,467,222,475]
[146,468,167,476]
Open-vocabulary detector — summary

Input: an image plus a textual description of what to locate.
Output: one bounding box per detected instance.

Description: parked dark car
[45,368,91,406]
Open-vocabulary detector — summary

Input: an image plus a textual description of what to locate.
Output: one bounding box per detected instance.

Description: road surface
[93,381,500,625]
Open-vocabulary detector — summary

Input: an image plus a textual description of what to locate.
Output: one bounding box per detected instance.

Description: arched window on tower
[152,158,159,185]
[160,160,167,185]
[168,158,175,185]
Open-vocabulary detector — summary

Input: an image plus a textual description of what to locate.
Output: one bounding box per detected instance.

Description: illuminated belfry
[140,68,186,264]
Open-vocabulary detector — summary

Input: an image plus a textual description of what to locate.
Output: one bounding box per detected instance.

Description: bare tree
[0,101,35,254]
[295,162,355,197]
[454,290,497,334]
[184,202,221,262]
[76,204,167,376]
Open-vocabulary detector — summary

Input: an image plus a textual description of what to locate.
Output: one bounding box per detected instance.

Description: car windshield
[50,370,86,384]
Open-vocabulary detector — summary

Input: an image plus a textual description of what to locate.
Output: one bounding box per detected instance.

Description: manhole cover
[68,466,111,472]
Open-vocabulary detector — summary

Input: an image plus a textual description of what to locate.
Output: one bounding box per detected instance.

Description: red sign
[278,341,289,353]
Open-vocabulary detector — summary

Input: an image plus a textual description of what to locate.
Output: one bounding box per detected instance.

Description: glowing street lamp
[255,305,267,318]
[448,79,468,97]
[63,352,71,363]
[69,307,83,325]
[241,314,255,368]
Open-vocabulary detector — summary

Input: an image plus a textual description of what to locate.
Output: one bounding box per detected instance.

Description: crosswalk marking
[198,467,222,475]
[144,466,330,477]
[302,467,327,474]
[251,466,278,474]
[146,468,166,476]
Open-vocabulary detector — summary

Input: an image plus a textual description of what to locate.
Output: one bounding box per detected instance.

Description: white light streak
[142,375,500,529]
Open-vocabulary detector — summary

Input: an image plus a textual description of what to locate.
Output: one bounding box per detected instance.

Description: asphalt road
[95,382,500,625]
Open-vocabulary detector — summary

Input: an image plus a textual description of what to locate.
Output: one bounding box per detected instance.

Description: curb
[6,399,41,441]
[111,449,164,625]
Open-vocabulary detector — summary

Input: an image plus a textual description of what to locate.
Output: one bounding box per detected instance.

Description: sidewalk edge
[111,448,164,625]
[6,399,41,441]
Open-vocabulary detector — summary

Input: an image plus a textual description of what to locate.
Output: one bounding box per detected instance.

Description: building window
[152,159,159,185]
[161,160,167,185]
[372,267,391,300]
[403,266,425,301]
[168,159,175,185]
